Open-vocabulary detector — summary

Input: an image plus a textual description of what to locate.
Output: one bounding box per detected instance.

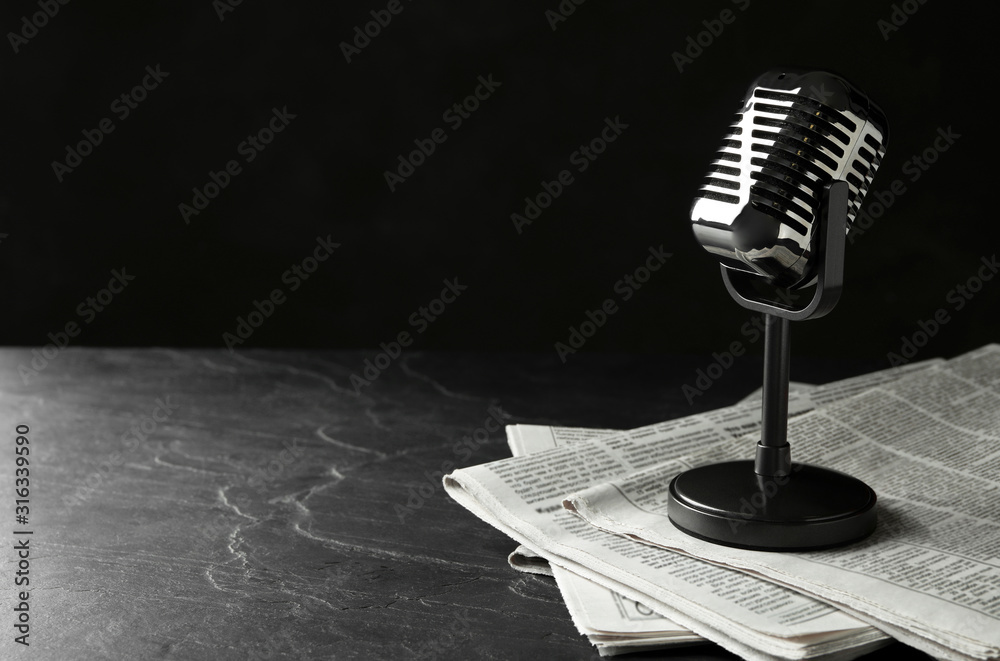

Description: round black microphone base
[667,461,877,551]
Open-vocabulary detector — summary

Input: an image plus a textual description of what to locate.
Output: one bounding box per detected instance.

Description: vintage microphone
[667,68,889,550]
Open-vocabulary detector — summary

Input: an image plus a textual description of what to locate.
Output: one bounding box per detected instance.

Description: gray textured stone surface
[0,348,929,660]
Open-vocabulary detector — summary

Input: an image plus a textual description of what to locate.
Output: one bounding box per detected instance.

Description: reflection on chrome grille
[690,70,888,288]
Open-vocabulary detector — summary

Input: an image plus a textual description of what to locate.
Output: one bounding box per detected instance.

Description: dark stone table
[0,348,933,660]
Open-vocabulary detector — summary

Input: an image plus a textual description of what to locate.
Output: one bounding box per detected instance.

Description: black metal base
[667,460,877,551]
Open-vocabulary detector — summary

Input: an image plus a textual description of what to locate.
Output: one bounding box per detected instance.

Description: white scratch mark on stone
[316,426,386,458]
[228,352,358,397]
[199,357,239,373]
[364,406,390,431]
[399,357,482,402]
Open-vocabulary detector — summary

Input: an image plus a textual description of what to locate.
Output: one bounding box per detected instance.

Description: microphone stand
[757,314,790,478]
[667,181,878,551]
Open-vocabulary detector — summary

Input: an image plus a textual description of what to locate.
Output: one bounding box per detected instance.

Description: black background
[2,0,995,367]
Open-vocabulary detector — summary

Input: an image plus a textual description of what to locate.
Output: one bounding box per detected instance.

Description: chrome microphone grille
[691,69,888,288]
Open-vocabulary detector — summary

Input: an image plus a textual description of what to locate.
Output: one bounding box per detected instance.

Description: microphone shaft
[756,314,791,476]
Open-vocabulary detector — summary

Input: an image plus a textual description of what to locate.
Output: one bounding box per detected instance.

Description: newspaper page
[505,541,699,657]
[503,364,934,574]
[508,544,554,576]
[550,562,705,654]
[445,360,937,659]
[564,345,1000,661]
[503,381,822,647]
[446,465,884,661]
[507,428,703,654]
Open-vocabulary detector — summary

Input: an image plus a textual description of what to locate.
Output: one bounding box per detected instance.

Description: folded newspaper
[508,543,703,655]
[444,345,1000,660]
[503,382,850,656]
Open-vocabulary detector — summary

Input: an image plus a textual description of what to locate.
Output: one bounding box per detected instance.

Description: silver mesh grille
[693,86,886,236]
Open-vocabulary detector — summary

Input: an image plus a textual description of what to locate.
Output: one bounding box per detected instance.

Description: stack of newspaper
[444,344,1000,660]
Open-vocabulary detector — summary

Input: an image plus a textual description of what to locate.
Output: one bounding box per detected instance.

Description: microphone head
[690,68,888,289]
